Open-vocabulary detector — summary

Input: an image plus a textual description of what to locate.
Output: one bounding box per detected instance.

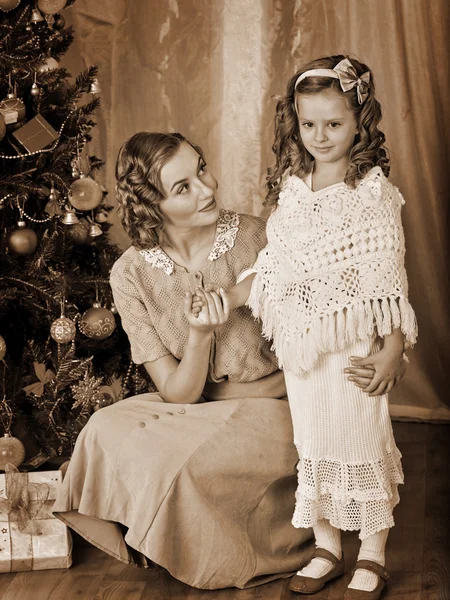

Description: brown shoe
[289,547,345,594]
[343,560,391,599]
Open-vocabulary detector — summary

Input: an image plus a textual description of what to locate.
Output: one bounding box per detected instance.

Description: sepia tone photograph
[0,1,449,599]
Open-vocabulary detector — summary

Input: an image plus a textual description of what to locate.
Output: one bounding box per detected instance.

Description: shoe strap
[311,547,341,566]
[353,560,391,581]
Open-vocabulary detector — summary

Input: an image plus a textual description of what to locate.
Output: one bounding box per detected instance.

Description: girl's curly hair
[115,131,204,250]
[265,55,390,207]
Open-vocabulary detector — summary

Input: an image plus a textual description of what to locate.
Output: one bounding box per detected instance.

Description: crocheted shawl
[247,166,418,376]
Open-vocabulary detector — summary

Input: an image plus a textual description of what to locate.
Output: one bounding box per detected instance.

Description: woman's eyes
[177,183,189,195]
[176,163,207,194]
[328,122,341,128]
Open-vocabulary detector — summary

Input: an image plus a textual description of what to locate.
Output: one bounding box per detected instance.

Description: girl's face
[159,141,219,228]
[296,90,358,169]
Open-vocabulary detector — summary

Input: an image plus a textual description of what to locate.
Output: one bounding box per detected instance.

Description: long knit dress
[53,211,312,590]
[247,168,418,540]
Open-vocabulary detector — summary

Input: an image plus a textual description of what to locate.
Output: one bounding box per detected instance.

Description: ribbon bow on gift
[333,58,371,105]
[23,362,55,398]
[0,463,49,533]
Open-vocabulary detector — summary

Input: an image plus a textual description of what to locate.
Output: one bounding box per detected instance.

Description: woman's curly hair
[115,131,204,250]
[265,55,390,207]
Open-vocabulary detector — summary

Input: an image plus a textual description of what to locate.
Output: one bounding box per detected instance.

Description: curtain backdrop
[64,0,449,421]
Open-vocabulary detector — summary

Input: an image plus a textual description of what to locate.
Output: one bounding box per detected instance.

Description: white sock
[297,519,342,578]
[348,529,389,591]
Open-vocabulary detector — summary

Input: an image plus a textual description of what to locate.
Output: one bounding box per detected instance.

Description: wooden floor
[0,422,449,600]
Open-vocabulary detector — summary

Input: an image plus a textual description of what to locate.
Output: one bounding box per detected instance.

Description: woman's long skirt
[53,372,312,589]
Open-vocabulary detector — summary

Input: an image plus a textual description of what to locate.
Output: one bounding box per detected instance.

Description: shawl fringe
[248,274,418,377]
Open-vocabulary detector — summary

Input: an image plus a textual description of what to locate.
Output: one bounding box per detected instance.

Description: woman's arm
[144,290,229,404]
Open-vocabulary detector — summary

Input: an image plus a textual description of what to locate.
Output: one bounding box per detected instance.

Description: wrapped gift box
[0,468,72,573]
[10,114,58,154]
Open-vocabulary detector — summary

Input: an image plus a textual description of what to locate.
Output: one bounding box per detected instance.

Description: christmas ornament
[0,0,20,12]
[7,221,38,255]
[93,394,112,411]
[50,316,76,343]
[37,0,66,15]
[61,208,78,225]
[23,362,55,397]
[109,303,118,315]
[88,222,102,237]
[69,176,102,211]
[0,94,26,130]
[30,82,40,97]
[0,335,6,360]
[68,218,90,244]
[30,7,44,23]
[0,114,5,141]
[79,303,116,340]
[53,13,65,29]
[0,434,26,470]
[89,78,101,95]
[38,56,59,72]
[94,210,108,223]
[11,114,58,153]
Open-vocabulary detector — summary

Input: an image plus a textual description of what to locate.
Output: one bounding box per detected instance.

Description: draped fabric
[64,0,449,421]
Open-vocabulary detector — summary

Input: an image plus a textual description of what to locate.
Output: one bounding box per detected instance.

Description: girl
[194,55,417,598]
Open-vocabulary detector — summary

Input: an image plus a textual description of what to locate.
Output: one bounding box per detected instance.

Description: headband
[295,58,371,105]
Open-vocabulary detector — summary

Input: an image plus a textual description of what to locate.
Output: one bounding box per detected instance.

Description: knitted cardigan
[248,166,418,377]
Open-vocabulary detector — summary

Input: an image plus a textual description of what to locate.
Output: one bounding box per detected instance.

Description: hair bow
[333,58,371,105]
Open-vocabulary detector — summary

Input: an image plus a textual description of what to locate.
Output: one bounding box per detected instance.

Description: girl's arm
[144,289,229,404]
[346,328,405,396]
[225,273,256,311]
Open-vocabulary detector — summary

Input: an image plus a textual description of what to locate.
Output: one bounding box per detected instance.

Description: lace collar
[139,210,240,275]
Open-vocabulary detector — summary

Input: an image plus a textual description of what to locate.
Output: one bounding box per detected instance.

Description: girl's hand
[191,284,219,316]
[345,347,407,396]
[184,289,229,333]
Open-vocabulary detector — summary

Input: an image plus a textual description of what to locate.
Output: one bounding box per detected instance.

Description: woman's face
[159,142,219,228]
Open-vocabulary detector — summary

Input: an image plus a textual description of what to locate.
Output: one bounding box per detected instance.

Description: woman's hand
[184,288,229,333]
[345,347,407,396]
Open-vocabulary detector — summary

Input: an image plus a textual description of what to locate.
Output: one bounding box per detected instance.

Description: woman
[53,132,405,590]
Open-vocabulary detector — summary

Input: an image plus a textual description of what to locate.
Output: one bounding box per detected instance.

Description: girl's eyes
[301,122,341,128]
[199,161,207,174]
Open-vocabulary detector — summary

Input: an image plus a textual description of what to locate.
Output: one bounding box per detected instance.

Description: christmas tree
[0,0,147,464]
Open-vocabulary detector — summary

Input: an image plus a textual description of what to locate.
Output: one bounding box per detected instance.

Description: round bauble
[67,218,90,244]
[0,114,6,141]
[0,96,26,130]
[8,222,38,255]
[53,13,65,29]
[50,316,76,343]
[0,334,6,360]
[93,394,112,411]
[37,0,66,15]
[0,0,21,12]
[94,210,109,223]
[79,303,116,340]
[69,177,103,211]
[38,56,59,73]
[0,434,26,470]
